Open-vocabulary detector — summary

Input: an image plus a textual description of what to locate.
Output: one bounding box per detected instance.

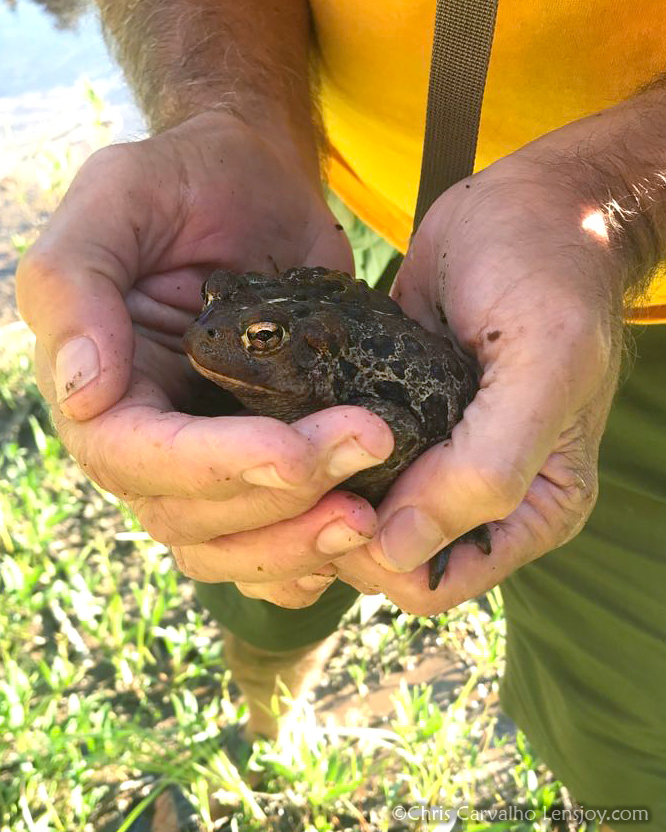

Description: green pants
[196,324,666,827]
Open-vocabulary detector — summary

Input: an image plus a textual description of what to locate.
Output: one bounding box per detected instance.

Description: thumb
[385,353,566,539]
[368,335,580,578]
[15,146,145,421]
[16,246,134,421]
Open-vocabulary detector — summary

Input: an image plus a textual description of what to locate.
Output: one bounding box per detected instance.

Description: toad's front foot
[428,524,492,591]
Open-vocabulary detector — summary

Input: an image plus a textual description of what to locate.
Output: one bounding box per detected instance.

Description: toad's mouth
[186,354,275,393]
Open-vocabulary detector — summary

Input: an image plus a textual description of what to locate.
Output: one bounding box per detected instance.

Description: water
[0,0,144,154]
[0,0,144,323]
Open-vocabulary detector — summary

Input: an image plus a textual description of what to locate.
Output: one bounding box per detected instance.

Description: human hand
[331,155,623,614]
[17,111,395,606]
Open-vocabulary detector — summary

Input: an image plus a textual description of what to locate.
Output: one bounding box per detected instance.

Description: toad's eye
[242,322,287,352]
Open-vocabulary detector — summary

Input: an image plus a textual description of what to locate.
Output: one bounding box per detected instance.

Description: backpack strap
[413,0,499,231]
[375,0,498,294]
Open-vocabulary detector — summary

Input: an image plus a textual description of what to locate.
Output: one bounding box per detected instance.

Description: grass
[0,338,590,831]
[327,192,396,288]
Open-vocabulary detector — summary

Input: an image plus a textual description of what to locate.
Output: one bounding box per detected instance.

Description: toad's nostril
[206,328,217,338]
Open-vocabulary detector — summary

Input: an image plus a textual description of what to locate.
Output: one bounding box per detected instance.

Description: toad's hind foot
[427,524,492,591]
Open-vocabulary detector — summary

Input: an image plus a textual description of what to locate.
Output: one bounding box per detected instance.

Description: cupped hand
[17,111,395,607]
[333,157,623,615]
[17,111,352,419]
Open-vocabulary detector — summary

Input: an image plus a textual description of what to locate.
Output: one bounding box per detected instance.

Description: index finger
[45,347,393,501]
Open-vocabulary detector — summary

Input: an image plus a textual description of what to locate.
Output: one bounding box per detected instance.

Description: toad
[183,267,490,590]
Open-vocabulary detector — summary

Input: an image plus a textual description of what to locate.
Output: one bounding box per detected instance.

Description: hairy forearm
[96,0,319,166]
[513,79,666,309]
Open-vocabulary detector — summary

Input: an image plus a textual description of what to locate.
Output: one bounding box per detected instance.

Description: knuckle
[58,424,122,497]
[69,432,126,498]
[398,594,447,617]
[171,545,210,582]
[16,249,62,318]
[65,143,143,211]
[466,463,525,518]
[81,458,118,497]
[79,142,136,178]
[33,346,56,403]
[16,246,45,284]
[130,498,189,547]
[171,546,190,576]
[235,582,316,608]
[558,470,599,543]
[557,308,615,379]
[235,582,262,600]
[577,472,599,512]
[555,513,588,548]
[247,483,311,523]
[129,498,163,542]
[270,590,318,609]
[383,574,454,616]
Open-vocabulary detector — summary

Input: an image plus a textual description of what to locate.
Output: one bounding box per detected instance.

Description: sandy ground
[0,166,63,326]
[0,108,130,327]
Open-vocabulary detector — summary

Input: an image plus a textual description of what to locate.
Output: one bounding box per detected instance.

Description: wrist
[153,99,322,183]
[442,164,624,308]
[162,109,323,189]
[501,92,666,304]
[447,152,651,328]
[97,0,322,182]
[421,167,622,373]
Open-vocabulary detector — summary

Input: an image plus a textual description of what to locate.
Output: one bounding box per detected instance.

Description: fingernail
[379,507,445,571]
[316,518,373,555]
[326,437,385,479]
[296,573,337,592]
[241,463,294,489]
[55,336,100,402]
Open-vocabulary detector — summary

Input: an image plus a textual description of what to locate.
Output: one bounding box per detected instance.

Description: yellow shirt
[312,0,666,322]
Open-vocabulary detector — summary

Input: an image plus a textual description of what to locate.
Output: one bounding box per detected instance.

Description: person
[15,1,666,828]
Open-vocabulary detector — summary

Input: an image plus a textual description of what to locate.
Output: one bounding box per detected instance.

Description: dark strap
[375,0,498,295]
[412,0,499,232]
